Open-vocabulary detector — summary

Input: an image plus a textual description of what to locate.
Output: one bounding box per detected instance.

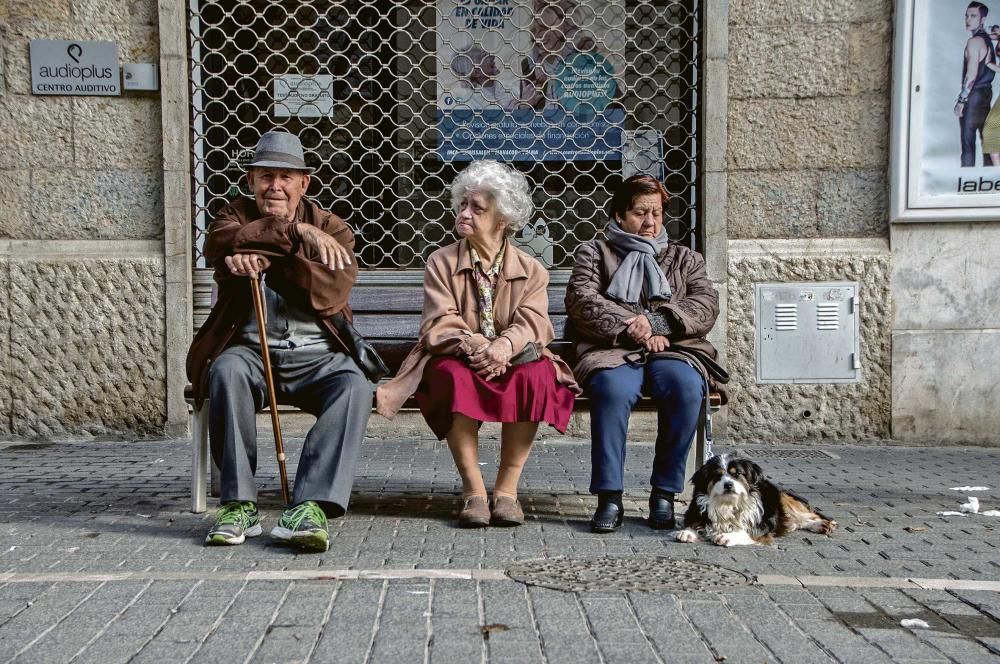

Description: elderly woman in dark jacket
[565,174,724,533]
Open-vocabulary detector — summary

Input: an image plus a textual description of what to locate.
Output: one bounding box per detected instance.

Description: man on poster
[955,1,996,167]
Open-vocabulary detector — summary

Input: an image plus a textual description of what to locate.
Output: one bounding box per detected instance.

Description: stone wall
[727,0,892,239]
[891,223,1000,445]
[726,240,891,442]
[0,2,165,437]
[720,1,894,442]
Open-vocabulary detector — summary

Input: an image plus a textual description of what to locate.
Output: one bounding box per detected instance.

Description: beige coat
[376,238,580,418]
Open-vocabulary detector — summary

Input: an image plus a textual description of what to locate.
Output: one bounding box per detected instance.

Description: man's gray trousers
[208,344,373,516]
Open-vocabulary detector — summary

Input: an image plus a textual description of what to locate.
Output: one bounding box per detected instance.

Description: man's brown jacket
[186,197,357,406]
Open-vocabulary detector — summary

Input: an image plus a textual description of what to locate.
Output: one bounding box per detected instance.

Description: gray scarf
[604,221,671,304]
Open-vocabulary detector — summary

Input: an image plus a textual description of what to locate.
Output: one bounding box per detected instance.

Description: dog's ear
[689,459,714,489]
[732,458,763,484]
[689,464,707,488]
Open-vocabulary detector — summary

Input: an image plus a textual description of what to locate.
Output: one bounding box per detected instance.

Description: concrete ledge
[729,237,889,258]
[756,574,1000,592]
[0,239,161,258]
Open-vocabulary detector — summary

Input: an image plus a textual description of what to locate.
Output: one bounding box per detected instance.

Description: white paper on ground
[901,619,930,629]
[960,497,980,514]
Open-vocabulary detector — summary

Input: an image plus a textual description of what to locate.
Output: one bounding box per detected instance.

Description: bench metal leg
[191,404,209,513]
[679,401,712,502]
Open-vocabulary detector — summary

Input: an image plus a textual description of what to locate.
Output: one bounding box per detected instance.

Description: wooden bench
[188,273,722,513]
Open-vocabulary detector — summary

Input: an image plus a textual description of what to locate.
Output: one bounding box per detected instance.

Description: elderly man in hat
[187,130,372,552]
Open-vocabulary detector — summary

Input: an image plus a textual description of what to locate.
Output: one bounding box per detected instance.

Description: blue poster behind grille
[436,0,626,162]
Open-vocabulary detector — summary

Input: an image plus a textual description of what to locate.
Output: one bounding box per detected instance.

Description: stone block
[729,170,818,238]
[72,97,162,169]
[31,169,163,240]
[0,36,5,97]
[730,25,849,99]
[703,58,729,173]
[72,0,157,25]
[1,0,70,19]
[703,0,729,60]
[702,170,728,279]
[729,96,890,170]
[816,169,888,237]
[7,257,166,438]
[892,222,1000,330]
[0,96,74,169]
[730,0,892,25]
[0,257,9,436]
[0,170,31,238]
[848,21,892,95]
[726,240,892,442]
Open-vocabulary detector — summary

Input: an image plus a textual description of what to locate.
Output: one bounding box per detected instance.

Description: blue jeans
[589,358,705,494]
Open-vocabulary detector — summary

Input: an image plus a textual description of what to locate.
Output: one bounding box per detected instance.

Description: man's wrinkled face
[967,7,985,32]
[247,167,310,221]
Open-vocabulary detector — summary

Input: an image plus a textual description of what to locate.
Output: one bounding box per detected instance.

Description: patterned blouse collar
[469,240,507,279]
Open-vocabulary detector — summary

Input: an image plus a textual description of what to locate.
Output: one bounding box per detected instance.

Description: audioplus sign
[30,40,120,96]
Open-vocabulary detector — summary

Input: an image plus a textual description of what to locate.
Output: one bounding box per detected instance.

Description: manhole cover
[505,557,752,593]
[736,448,838,459]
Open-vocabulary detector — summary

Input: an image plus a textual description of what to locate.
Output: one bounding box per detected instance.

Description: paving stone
[1,441,1000,661]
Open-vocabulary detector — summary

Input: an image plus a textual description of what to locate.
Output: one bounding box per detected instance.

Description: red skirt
[415,356,576,440]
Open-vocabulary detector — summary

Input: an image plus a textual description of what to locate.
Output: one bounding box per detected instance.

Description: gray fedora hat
[247,130,313,173]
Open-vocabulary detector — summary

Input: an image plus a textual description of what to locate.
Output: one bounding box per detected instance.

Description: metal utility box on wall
[755,282,861,384]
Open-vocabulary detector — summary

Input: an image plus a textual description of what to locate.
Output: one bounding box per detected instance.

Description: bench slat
[353,314,567,340]
[350,287,567,314]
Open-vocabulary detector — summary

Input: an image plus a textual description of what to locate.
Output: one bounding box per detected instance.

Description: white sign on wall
[891,0,1000,221]
[30,40,120,96]
[273,75,334,117]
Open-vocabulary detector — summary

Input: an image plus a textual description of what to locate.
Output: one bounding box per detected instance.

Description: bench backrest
[349,277,573,375]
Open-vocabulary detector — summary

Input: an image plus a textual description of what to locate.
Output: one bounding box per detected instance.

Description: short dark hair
[608,174,670,220]
[969,1,988,18]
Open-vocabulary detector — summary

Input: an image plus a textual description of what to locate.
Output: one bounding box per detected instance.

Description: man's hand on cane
[225,253,271,278]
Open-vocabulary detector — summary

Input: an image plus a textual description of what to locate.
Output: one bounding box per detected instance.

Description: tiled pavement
[0,437,998,663]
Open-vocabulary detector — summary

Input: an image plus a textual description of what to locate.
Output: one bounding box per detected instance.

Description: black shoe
[648,493,675,530]
[590,502,624,533]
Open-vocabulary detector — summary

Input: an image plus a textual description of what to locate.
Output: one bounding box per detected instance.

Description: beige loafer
[490,496,524,527]
[458,495,490,528]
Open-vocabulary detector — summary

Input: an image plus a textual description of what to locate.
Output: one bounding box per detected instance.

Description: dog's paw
[805,519,838,535]
[711,531,756,547]
[675,528,699,543]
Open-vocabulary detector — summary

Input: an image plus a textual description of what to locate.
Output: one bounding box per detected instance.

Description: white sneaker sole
[205,523,263,545]
[270,526,329,551]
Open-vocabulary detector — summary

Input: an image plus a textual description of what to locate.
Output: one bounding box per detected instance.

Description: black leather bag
[329,313,390,382]
[509,341,543,366]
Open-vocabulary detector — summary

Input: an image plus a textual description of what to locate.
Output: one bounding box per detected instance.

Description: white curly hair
[450,160,533,235]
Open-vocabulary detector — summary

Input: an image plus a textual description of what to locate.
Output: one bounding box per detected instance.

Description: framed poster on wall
[891,0,1000,221]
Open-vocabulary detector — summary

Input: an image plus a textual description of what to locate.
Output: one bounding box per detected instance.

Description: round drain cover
[506,557,752,593]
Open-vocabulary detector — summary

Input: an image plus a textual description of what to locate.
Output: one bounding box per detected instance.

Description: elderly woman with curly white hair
[377,160,579,528]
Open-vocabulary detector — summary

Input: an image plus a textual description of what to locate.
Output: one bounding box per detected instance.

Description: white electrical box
[123,63,158,91]
[755,282,861,384]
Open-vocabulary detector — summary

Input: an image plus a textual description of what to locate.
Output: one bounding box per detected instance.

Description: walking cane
[249,273,291,505]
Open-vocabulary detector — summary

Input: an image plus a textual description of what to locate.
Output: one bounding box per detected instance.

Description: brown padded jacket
[185,197,358,407]
[564,238,727,403]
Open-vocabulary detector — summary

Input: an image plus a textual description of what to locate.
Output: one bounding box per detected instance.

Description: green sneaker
[205,501,262,546]
[270,501,329,552]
